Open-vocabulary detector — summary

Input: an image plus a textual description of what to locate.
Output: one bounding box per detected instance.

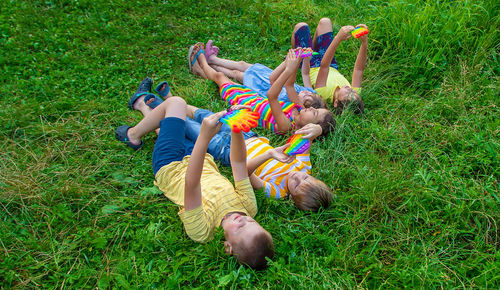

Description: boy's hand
[335,25,355,42]
[295,123,322,140]
[355,24,369,42]
[200,111,226,139]
[270,144,295,163]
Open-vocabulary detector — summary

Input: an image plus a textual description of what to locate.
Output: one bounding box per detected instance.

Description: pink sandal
[205,40,219,61]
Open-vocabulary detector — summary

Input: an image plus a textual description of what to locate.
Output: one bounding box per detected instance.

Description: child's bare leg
[192,49,235,87]
[127,97,187,144]
[313,18,332,49]
[291,22,309,48]
[211,64,245,83]
[186,104,199,119]
[208,55,252,72]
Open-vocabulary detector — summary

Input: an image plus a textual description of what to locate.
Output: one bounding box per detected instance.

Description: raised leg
[291,22,310,48]
[127,97,187,144]
[313,18,333,50]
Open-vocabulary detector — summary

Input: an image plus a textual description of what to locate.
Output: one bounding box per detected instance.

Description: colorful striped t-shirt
[220,83,302,133]
[246,137,311,199]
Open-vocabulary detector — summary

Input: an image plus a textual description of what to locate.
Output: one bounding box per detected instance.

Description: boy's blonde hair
[232,231,274,270]
[292,179,333,212]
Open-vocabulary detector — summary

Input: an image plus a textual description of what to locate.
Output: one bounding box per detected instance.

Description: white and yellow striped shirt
[246,137,312,199]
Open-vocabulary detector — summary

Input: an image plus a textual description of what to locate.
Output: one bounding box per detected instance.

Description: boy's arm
[249,173,265,189]
[247,144,293,175]
[315,25,354,88]
[267,49,302,132]
[230,130,249,182]
[184,111,226,211]
[351,24,368,88]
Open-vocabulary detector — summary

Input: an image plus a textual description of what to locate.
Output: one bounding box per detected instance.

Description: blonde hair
[292,178,333,212]
[232,231,274,270]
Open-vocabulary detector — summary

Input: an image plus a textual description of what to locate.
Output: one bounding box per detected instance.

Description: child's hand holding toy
[336,25,355,41]
[201,110,226,139]
[269,143,295,163]
[220,108,260,133]
[352,24,369,40]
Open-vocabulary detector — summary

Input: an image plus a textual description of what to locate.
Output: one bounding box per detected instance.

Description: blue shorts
[152,117,194,175]
[243,64,316,102]
[294,25,339,69]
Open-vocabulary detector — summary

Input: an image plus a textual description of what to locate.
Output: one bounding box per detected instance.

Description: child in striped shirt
[181,105,333,212]
[189,43,336,136]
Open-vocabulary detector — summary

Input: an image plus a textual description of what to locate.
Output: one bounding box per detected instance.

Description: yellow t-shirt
[246,137,311,199]
[154,154,257,243]
[309,67,360,102]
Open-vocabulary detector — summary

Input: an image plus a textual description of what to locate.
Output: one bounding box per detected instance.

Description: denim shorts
[184,109,258,167]
[294,25,339,69]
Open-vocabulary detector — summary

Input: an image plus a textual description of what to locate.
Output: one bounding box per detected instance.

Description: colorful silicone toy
[351,27,369,38]
[284,134,310,156]
[220,109,260,133]
[295,48,319,58]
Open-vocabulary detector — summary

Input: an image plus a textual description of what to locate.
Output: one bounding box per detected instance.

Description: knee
[164,96,186,107]
[294,22,309,32]
[215,71,227,83]
[318,18,332,27]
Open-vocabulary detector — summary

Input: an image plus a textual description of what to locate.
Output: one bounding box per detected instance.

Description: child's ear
[224,241,233,255]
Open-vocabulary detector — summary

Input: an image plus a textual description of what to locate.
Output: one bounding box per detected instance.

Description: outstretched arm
[301,54,313,88]
[351,24,368,88]
[269,59,287,85]
[230,130,248,182]
[267,49,302,132]
[315,25,354,88]
[184,111,225,211]
[284,49,302,104]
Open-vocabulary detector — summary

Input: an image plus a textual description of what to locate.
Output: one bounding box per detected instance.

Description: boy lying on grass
[115,84,274,269]
[203,40,326,109]
[119,78,332,212]
[189,43,336,136]
[291,18,367,114]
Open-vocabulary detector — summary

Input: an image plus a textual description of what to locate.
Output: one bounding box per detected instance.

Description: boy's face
[296,107,328,126]
[287,171,314,201]
[335,86,357,107]
[222,213,265,253]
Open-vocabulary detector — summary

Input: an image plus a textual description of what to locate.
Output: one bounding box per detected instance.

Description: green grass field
[1,0,498,288]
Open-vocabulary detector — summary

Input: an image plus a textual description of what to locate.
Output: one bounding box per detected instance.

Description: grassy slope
[0,0,498,288]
